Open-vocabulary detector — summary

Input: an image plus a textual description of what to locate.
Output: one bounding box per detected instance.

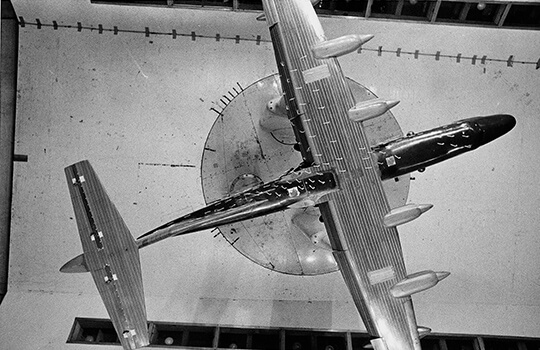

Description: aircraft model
[60,0,516,349]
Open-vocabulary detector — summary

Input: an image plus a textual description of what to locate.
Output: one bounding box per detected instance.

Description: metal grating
[68,318,540,350]
[90,0,540,30]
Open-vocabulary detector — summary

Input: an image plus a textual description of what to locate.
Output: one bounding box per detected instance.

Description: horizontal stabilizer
[65,160,149,349]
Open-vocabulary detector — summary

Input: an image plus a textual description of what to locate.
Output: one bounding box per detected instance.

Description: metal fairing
[136,169,338,248]
[373,114,515,180]
[375,120,481,179]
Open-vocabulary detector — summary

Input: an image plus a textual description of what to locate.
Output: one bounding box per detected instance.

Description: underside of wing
[261,1,424,350]
[65,161,149,349]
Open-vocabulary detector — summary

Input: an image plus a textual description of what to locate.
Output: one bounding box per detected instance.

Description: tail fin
[65,160,149,349]
[60,253,88,273]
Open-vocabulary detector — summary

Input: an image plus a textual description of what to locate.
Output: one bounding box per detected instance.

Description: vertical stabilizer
[65,160,149,349]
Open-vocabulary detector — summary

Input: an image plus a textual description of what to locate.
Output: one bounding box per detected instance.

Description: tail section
[65,160,149,349]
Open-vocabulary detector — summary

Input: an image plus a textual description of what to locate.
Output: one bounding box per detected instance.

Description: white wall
[1,2,539,349]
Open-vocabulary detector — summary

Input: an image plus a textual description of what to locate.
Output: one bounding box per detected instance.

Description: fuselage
[137,114,515,249]
[136,169,338,248]
[374,114,515,179]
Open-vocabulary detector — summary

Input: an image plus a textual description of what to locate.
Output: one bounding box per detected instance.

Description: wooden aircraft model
[60,0,515,349]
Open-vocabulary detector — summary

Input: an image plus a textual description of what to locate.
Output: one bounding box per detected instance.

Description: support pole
[0,0,19,305]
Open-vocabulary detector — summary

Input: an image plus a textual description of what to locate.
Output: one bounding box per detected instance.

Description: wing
[261,1,422,350]
[65,161,149,349]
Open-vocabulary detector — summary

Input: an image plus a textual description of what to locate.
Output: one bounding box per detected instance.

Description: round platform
[201,74,409,275]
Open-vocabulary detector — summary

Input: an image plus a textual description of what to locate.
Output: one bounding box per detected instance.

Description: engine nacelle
[311,34,374,59]
[383,203,432,228]
[348,99,400,123]
[390,270,450,298]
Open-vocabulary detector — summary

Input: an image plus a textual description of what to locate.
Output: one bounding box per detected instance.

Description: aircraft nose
[475,114,516,144]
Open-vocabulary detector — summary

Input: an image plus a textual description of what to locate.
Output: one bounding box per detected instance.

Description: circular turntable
[201,74,409,275]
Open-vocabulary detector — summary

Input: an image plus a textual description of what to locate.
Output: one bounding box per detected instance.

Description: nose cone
[475,114,516,144]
